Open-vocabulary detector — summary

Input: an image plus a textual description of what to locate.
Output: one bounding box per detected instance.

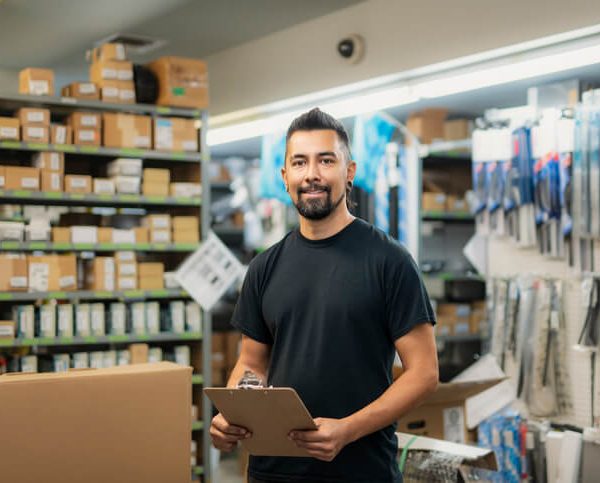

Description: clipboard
[204,387,317,457]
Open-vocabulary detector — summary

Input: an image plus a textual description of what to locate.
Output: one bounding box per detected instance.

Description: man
[210,108,438,482]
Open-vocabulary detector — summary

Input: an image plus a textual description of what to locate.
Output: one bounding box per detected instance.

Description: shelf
[0,288,189,302]
[191,374,203,385]
[0,189,201,207]
[436,334,484,343]
[0,93,204,119]
[0,140,202,162]
[419,139,472,159]
[0,331,201,348]
[0,241,199,252]
[421,211,474,222]
[191,421,204,431]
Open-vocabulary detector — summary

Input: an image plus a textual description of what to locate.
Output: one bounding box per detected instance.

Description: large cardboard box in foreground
[0,362,191,483]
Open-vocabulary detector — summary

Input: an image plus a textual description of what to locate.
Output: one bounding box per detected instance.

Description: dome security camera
[337,34,365,64]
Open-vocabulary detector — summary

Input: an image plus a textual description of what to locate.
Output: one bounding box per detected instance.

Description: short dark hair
[286,107,352,162]
[285,107,355,212]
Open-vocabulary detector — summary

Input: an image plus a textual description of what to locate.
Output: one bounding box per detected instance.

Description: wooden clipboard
[204,387,317,457]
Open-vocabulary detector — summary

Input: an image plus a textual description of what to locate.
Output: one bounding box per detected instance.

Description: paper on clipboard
[204,387,317,457]
[175,231,244,312]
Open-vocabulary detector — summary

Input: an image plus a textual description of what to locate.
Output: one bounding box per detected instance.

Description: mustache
[298,183,331,194]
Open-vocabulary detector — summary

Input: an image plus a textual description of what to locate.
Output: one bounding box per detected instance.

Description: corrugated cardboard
[173,216,199,232]
[98,227,113,243]
[139,262,164,290]
[134,227,149,243]
[73,127,101,146]
[150,229,171,243]
[27,254,61,291]
[117,80,136,104]
[129,343,149,364]
[147,57,209,109]
[86,257,115,291]
[17,108,50,126]
[0,254,28,291]
[143,180,169,197]
[154,117,198,151]
[52,227,70,243]
[64,175,92,193]
[446,194,468,213]
[34,149,65,172]
[61,82,100,100]
[444,119,472,141]
[89,59,133,83]
[98,80,120,103]
[422,192,447,212]
[0,166,5,188]
[41,171,63,192]
[91,43,127,63]
[0,117,20,140]
[406,108,448,145]
[50,124,72,145]
[19,67,55,96]
[397,378,504,443]
[143,168,170,184]
[68,112,101,130]
[5,166,40,191]
[169,182,201,198]
[58,254,77,290]
[21,125,49,143]
[0,363,191,483]
[103,113,152,149]
[173,230,199,243]
[93,178,115,195]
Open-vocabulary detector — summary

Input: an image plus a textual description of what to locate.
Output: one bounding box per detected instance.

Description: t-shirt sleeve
[385,250,436,341]
[230,258,273,345]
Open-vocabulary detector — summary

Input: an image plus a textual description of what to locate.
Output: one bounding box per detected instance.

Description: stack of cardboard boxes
[436,301,487,337]
[68,111,101,146]
[19,68,54,96]
[26,254,77,292]
[144,214,172,244]
[85,252,166,292]
[18,107,50,143]
[35,152,64,192]
[88,43,135,104]
[406,108,473,145]
[103,113,151,149]
[211,331,241,386]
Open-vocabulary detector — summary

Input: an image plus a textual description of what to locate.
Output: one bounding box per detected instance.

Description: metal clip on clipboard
[236,370,265,389]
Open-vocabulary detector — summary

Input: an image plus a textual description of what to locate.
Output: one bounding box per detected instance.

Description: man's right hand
[209,413,251,452]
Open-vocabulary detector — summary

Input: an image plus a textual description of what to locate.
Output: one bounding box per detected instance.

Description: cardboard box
[52,227,70,243]
[150,229,171,243]
[154,117,198,151]
[0,254,28,291]
[143,168,170,184]
[111,175,140,194]
[117,80,136,104]
[397,378,504,443]
[102,113,152,149]
[70,226,98,244]
[98,80,120,103]
[65,175,92,193]
[406,108,448,145]
[68,112,102,130]
[58,254,77,290]
[173,230,199,244]
[90,59,134,83]
[17,108,50,126]
[33,152,64,172]
[0,363,191,483]
[73,127,101,146]
[169,182,201,198]
[129,344,149,364]
[93,178,115,195]
[111,229,135,244]
[107,158,142,177]
[438,303,471,335]
[86,257,115,291]
[91,43,127,63]
[443,119,472,141]
[115,259,137,278]
[5,166,40,191]
[0,117,20,140]
[21,125,49,143]
[98,227,113,243]
[147,56,209,109]
[50,124,72,145]
[469,301,486,334]
[27,254,61,291]
[19,67,54,96]
[134,227,149,243]
[143,181,169,197]
[446,195,469,213]
[0,320,17,339]
[139,274,164,290]
[138,263,164,278]
[117,276,137,290]
[61,82,99,100]
[422,192,447,212]
[41,171,63,192]
[144,214,171,230]
[173,216,199,232]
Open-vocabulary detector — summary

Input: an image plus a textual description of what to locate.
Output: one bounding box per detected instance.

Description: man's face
[282,129,356,220]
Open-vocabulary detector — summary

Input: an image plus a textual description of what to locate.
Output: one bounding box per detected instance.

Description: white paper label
[112,229,135,244]
[27,111,45,123]
[21,177,38,189]
[10,276,27,288]
[116,251,135,262]
[102,68,117,79]
[120,89,135,101]
[54,127,66,144]
[182,140,197,151]
[118,277,136,290]
[26,126,45,138]
[94,179,115,194]
[78,130,95,142]
[152,230,170,243]
[0,323,13,336]
[118,263,136,276]
[81,115,98,127]
[443,406,465,443]
[78,83,96,94]
[135,136,150,147]
[156,126,173,150]
[150,217,170,229]
[69,177,88,189]
[117,69,133,81]
[0,175,4,187]
[29,263,49,291]
[103,87,118,98]
[59,275,75,288]
[50,173,61,190]
[0,127,18,138]
[29,80,49,95]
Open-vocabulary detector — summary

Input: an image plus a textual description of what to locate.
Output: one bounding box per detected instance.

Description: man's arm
[210,335,271,452]
[290,323,438,461]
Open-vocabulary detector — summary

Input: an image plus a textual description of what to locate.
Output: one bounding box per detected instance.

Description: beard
[294,182,345,220]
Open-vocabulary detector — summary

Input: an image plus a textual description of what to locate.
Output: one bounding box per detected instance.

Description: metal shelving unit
[0,94,212,483]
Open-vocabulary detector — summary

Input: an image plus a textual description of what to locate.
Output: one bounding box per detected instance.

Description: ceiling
[0,0,363,70]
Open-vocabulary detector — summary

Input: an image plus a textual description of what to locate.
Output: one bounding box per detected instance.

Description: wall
[206,0,600,115]
[0,69,18,94]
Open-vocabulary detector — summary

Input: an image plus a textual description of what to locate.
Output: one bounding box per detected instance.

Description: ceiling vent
[93,33,166,54]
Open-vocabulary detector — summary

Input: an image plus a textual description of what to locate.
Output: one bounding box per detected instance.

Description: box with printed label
[37,304,56,338]
[103,350,117,368]
[108,303,126,335]
[148,347,163,363]
[0,254,28,291]
[19,68,55,96]
[52,227,70,243]
[102,113,151,149]
[93,178,115,194]
[111,175,140,194]
[169,182,201,198]
[117,80,136,104]
[147,57,208,109]
[134,227,149,243]
[446,195,468,213]
[41,171,63,192]
[53,353,70,372]
[13,305,35,338]
[57,304,74,337]
[150,229,171,244]
[51,124,73,145]
[406,108,448,145]
[21,125,49,143]
[143,214,171,230]
[68,112,102,130]
[422,192,447,212]
[443,119,472,141]
[17,108,50,126]
[91,43,127,63]
[107,158,143,177]
[58,254,77,291]
[90,60,133,84]
[97,227,112,244]
[0,221,24,240]
[34,151,65,173]
[75,304,91,336]
[89,351,104,368]
[111,229,136,244]
[115,259,137,280]
[73,127,101,146]
[86,257,115,291]
[117,350,130,366]
[154,117,198,152]
[0,320,16,339]
[0,117,20,140]
[90,303,105,336]
[98,80,120,103]
[61,81,100,100]
[64,175,92,193]
[27,255,60,291]
[117,276,137,291]
[70,226,98,244]
[5,166,40,191]
[131,302,146,335]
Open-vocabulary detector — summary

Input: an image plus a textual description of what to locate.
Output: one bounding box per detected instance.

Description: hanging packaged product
[57,304,74,338]
[75,304,91,337]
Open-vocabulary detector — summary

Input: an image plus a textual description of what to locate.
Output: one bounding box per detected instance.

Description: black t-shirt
[231,218,436,482]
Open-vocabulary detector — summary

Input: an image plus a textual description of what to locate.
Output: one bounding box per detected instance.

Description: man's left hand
[289,417,352,462]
